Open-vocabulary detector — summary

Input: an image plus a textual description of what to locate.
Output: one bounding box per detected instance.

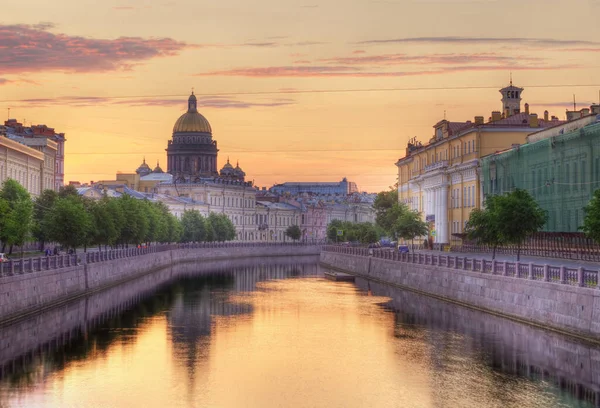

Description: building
[270,178,358,195]
[396,81,564,248]
[0,136,46,196]
[3,120,65,190]
[167,92,218,179]
[481,107,600,232]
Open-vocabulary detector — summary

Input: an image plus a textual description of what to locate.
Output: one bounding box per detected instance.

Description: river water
[0,257,598,408]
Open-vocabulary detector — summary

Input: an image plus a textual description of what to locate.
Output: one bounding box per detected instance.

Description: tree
[374,189,399,234]
[33,189,58,251]
[166,213,182,243]
[0,180,33,254]
[90,198,119,250]
[208,213,236,241]
[494,189,546,261]
[465,196,503,259]
[117,194,149,246]
[326,219,344,242]
[581,189,600,244]
[44,196,92,252]
[285,225,302,241]
[181,210,206,242]
[393,206,428,244]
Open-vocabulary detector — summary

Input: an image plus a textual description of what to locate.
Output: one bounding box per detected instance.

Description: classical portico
[422,168,449,246]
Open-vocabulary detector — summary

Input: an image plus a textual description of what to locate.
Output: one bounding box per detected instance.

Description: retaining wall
[320,251,600,341]
[0,245,320,324]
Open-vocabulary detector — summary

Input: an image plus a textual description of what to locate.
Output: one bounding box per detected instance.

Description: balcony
[424,160,448,172]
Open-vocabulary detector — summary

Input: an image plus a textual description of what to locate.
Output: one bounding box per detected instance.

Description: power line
[1,83,599,103]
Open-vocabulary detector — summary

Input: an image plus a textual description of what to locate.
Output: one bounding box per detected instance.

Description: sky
[1,0,599,192]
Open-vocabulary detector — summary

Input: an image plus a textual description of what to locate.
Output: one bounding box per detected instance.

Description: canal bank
[0,244,320,325]
[320,249,600,343]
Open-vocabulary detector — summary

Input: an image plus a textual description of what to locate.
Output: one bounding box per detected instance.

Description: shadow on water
[354,277,600,408]
[0,255,320,388]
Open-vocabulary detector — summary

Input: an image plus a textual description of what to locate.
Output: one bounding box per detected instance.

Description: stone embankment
[0,243,320,324]
[320,246,600,342]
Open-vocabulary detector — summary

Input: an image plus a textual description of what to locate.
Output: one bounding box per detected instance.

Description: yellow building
[396,82,564,248]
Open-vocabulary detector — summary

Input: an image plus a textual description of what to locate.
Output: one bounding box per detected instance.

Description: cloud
[358,36,599,47]
[0,78,12,85]
[352,50,366,54]
[13,95,296,109]
[318,52,542,66]
[195,63,573,78]
[0,23,194,75]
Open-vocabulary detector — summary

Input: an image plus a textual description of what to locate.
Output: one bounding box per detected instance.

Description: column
[440,185,448,244]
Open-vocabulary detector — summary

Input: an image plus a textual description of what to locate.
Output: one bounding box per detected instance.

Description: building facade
[2,120,65,191]
[0,136,46,196]
[481,110,600,232]
[396,83,563,247]
[270,178,358,195]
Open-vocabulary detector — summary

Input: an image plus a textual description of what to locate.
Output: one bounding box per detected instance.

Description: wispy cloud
[195,63,574,78]
[358,36,599,47]
[318,52,542,66]
[0,23,194,75]
[0,78,12,86]
[12,95,296,109]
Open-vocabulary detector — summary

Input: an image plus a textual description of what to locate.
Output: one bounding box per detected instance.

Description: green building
[481,117,600,232]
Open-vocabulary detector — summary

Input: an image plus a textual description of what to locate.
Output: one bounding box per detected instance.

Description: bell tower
[499,76,523,116]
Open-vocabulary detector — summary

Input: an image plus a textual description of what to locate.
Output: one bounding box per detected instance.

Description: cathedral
[165,92,246,183]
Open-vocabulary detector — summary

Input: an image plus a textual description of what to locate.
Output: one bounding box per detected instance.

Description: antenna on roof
[573,94,577,111]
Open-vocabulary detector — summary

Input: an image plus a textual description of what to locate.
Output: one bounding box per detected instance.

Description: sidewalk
[414,249,600,270]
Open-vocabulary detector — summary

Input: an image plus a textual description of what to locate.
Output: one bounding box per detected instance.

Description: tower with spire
[499,75,524,117]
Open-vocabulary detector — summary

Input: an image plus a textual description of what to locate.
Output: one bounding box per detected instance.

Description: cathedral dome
[136,158,152,176]
[173,92,212,134]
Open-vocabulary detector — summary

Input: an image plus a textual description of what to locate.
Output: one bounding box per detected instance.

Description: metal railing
[321,245,600,289]
[0,242,321,278]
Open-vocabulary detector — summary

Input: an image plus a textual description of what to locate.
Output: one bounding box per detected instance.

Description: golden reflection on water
[2,275,582,408]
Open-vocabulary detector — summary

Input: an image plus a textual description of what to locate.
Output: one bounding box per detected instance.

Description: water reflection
[0,259,599,408]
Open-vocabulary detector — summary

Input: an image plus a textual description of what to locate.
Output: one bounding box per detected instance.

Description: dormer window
[436,127,443,140]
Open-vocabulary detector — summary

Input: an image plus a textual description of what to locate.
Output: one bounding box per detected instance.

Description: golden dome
[172,92,212,134]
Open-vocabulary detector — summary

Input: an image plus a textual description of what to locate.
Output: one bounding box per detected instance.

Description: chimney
[529,113,539,128]
[474,116,484,125]
[544,110,549,121]
[592,105,600,115]
[491,111,502,121]
[551,115,559,121]
[524,103,530,114]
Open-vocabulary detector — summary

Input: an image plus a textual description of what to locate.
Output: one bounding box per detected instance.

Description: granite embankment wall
[320,251,600,341]
[0,245,320,324]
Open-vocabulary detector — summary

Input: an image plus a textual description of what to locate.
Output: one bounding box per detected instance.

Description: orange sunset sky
[1,0,599,192]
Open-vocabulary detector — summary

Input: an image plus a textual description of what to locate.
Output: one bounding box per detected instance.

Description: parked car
[0,253,8,263]
[398,245,410,254]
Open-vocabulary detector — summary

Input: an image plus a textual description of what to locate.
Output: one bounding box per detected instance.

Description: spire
[510,72,513,86]
[143,156,146,164]
[236,160,239,167]
[157,159,160,167]
[187,90,197,113]
[227,156,230,164]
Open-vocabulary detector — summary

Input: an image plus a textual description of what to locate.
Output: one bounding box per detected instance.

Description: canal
[0,256,598,408]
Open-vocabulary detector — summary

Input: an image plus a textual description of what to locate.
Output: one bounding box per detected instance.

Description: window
[565,164,570,192]
[582,161,586,189]
[463,187,466,207]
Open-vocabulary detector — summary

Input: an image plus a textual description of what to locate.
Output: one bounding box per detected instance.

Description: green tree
[166,213,183,243]
[117,194,149,246]
[32,189,58,251]
[373,189,399,234]
[355,222,379,244]
[393,206,428,244]
[180,210,206,242]
[44,196,92,252]
[0,179,33,254]
[581,189,600,244]
[487,189,546,261]
[326,219,344,242]
[208,213,236,241]
[90,198,120,250]
[285,225,302,241]
[58,184,79,199]
[465,197,503,259]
